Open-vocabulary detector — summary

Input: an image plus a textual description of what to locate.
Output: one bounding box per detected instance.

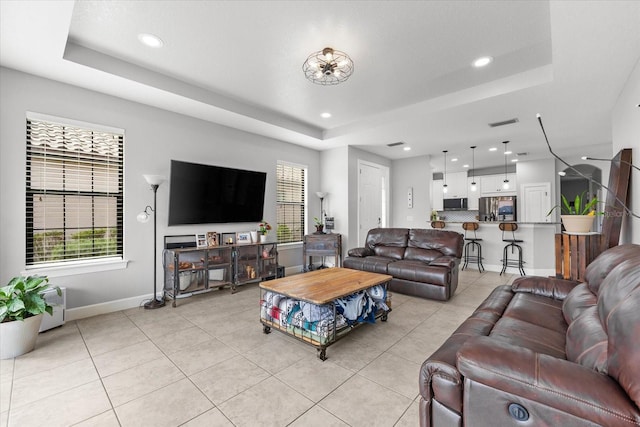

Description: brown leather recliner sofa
[420,243,640,426]
[343,228,464,301]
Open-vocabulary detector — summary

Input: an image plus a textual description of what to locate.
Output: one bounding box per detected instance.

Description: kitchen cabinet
[480,173,517,196]
[467,177,480,209]
[445,172,468,198]
[432,179,444,210]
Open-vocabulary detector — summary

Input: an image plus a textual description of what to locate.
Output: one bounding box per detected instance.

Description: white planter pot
[0,314,43,359]
[561,215,595,233]
[260,234,267,243]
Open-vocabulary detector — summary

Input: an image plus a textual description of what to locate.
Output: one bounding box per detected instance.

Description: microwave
[443,198,468,211]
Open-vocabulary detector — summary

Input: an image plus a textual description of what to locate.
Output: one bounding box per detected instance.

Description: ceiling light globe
[470,182,477,192]
[502,180,510,190]
[442,184,448,194]
[137,212,150,223]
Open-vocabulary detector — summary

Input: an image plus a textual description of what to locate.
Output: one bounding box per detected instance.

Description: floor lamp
[137,174,166,309]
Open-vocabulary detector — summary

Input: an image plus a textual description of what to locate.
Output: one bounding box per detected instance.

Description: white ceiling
[1,1,639,173]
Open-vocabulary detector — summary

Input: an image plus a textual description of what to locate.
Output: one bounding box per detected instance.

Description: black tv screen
[168,160,266,225]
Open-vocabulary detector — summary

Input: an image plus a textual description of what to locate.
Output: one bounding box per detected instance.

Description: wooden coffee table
[259,267,392,360]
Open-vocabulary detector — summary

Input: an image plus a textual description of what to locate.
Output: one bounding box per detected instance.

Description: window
[276,162,306,244]
[26,114,124,266]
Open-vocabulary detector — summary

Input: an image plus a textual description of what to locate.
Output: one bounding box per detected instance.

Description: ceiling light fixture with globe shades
[303,47,354,85]
[470,146,477,192]
[442,150,448,194]
[502,141,510,190]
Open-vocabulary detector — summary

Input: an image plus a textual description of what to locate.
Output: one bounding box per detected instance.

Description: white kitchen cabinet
[444,172,468,198]
[480,173,517,196]
[467,177,480,209]
[432,179,444,210]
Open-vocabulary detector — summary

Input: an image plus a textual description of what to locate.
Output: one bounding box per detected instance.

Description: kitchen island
[438,222,559,276]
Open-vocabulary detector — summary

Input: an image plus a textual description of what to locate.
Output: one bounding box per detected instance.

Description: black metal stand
[144,183,165,309]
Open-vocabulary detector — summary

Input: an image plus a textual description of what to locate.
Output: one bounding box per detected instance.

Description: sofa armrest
[347,247,373,257]
[429,255,459,269]
[420,335,466,414]
[511,276,579,300]
[457,336,640,426]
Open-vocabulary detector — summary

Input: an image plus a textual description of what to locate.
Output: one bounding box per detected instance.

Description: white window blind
[276,162,306,243]
[26,116,124,266]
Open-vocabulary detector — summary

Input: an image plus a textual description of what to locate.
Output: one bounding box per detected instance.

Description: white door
[522,182,551,222]
[358,161,387,244]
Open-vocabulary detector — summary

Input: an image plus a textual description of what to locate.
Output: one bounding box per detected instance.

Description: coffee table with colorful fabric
[259,267,392,360]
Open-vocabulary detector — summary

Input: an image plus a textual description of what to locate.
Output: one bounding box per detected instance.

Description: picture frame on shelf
[236,231,251,244]
[195,233,207,248]
[222,232,236,245]
[206,231,218,247]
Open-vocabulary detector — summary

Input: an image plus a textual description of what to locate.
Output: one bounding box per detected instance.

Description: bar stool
[461,222,484,272]
[431,220,445,229]
[499,222,525,276]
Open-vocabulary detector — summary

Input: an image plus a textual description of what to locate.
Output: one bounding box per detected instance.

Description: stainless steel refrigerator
[479,196,517,222]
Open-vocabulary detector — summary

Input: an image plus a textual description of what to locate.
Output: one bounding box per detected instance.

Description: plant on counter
[258,220,272,235]
[547,192,600,216]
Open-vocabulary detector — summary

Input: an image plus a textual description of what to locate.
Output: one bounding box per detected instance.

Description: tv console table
[163,241,279,307]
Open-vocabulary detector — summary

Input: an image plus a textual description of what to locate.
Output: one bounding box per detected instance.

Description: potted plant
[313,217,324,234]
[258,220,271,243]
[547,192,600,233]
[0,275,61,359]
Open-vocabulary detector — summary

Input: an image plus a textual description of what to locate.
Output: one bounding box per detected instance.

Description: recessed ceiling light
[504,151,512,155]
[473,56,493,68]
[320,112,332,118]
[511,159,518,162]
[138,33,164,48]
[403,146,411,151]
[463,164,469,168]
[451,158,458,162]
[489,147,497,152]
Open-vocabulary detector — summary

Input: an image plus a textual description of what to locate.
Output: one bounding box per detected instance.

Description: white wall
[320,146,349,265]
[612,57,640,244]
[346,147,392,249]
[0,67,320,310]
[516,158,557,223]
[391,155,431,229]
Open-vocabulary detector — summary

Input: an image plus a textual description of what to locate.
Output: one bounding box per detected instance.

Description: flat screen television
[168,160,266,225]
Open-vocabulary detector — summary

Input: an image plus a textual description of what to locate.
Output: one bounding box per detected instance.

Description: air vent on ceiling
[517,152,528,156]
[387,141,405,147]
[488,118,519,128]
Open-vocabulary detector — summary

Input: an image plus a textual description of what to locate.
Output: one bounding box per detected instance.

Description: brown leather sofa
[419,243,640,426]
[343,228,463,301]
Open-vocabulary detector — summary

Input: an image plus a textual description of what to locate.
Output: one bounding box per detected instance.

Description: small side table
[303,233,342,271]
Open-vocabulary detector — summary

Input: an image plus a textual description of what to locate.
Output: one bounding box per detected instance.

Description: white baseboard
[66,267,307,321]
[471,263,555,277]
[66,293,160,321]
[66,264,556,322]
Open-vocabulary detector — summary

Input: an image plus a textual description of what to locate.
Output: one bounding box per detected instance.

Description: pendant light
[470,146,477,192]
[442,150,448,193]
[502,141,510,190]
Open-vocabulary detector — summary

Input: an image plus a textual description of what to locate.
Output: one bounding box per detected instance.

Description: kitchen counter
[432,222,557,276]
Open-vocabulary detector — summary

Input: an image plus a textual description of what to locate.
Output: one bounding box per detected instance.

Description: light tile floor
[0,269,515,427]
